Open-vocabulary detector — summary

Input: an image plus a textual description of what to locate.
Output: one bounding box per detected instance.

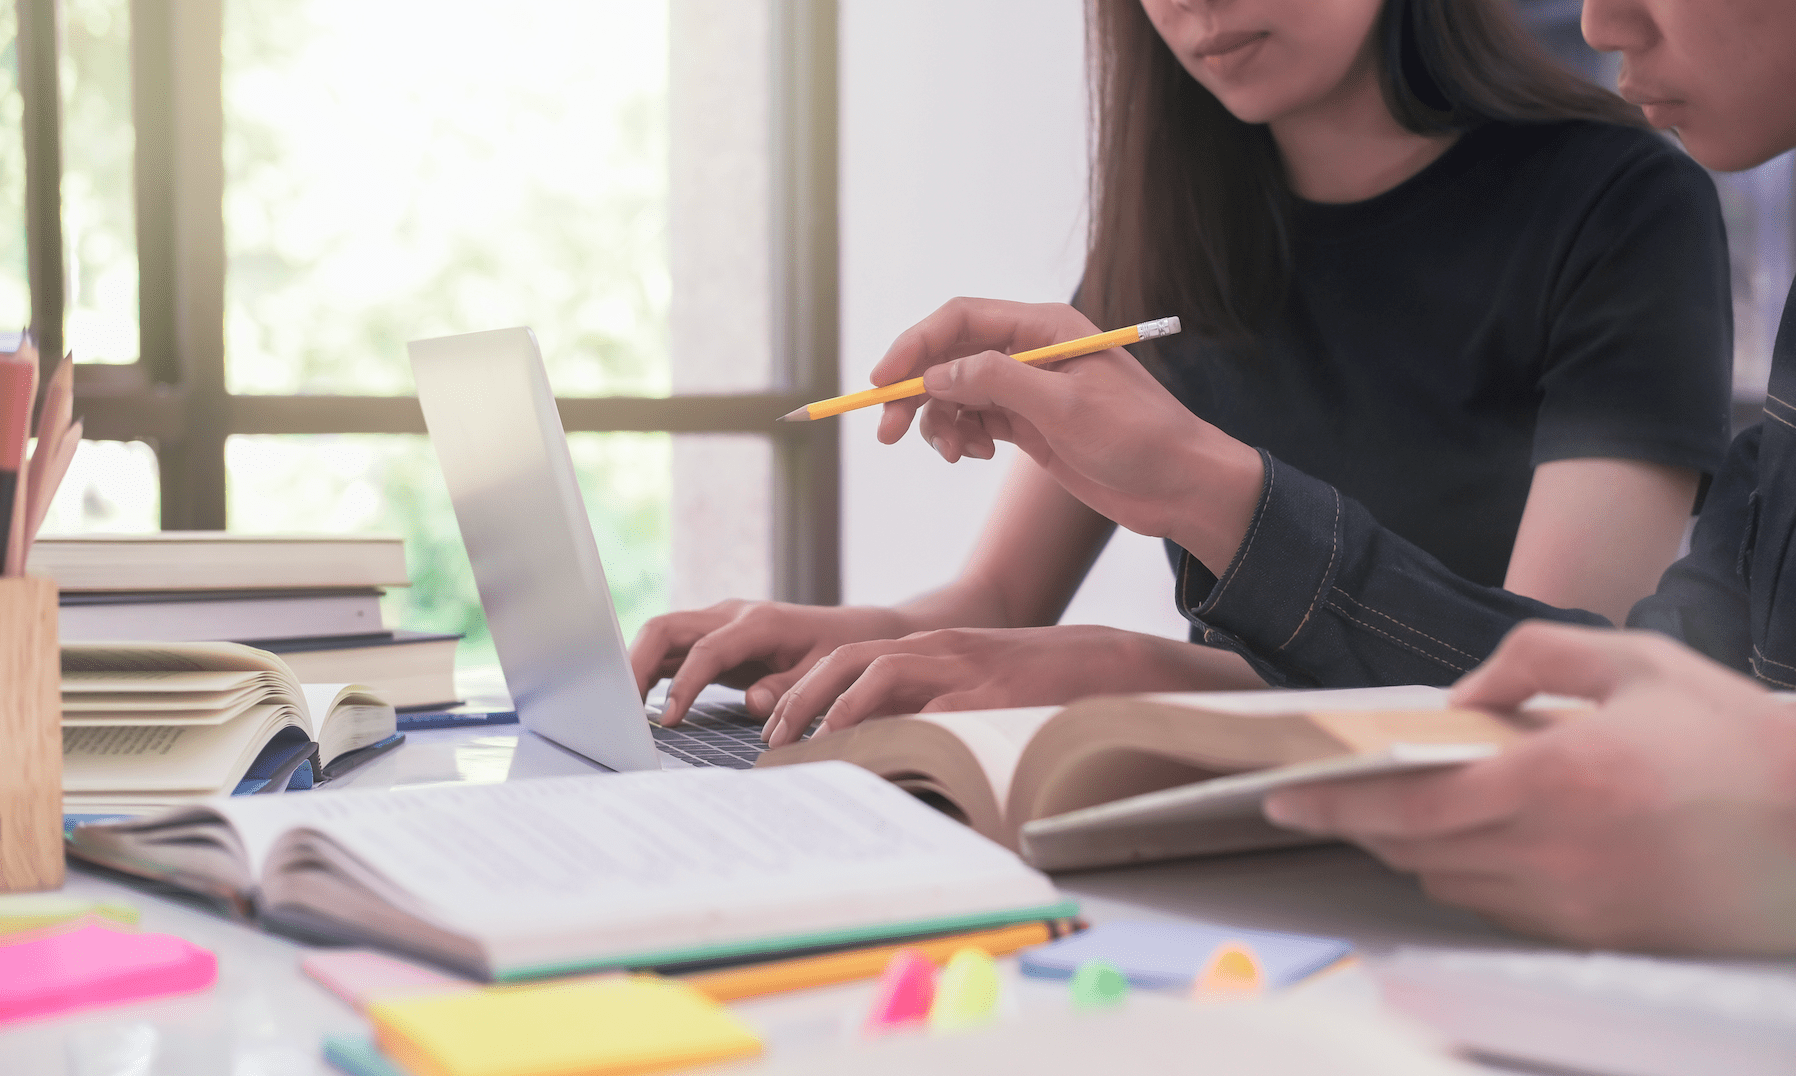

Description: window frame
[14,0,840,604]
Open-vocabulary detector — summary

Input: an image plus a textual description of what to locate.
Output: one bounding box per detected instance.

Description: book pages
[58,642,397,806]
[228,763,1061,974]
[908,706,1058,811]
[62,704,301,793]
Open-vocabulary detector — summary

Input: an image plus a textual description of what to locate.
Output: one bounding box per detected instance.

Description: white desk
[0,725,1654,1075]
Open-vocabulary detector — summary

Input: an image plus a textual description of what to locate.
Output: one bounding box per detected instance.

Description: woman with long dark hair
[638,0,1731,743]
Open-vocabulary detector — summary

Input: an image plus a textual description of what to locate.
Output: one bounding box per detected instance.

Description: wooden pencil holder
[0,575,62,892]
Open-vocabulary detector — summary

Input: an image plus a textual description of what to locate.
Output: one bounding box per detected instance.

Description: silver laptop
[409,327,763,772]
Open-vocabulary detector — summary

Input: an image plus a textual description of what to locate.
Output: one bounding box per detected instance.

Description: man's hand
[1263,622,1796,954]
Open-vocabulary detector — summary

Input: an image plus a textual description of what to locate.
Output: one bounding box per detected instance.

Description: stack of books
[28,533,460,710]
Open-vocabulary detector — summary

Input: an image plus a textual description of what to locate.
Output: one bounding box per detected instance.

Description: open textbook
[62,642,397,815]
[66,763,1072,980]
[757,686,1526,870]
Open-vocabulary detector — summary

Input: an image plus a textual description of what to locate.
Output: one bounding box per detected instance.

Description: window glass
[220,0,669,397]
[39,440,160,532]
[0,4,29,329]
[225,432,670,669]
[671,434,773,608]
[61,0,138,363]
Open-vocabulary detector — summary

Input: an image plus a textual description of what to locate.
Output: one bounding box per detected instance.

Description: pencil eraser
[862,948,936,1034]
[928,947,999,1033]
[0,922,216,1024]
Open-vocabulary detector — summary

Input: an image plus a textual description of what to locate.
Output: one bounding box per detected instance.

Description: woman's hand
[629,601,914,726]
[871,297,1263,573]
[762,625,1265,747]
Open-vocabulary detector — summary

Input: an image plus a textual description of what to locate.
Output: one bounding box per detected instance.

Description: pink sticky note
[862,948,936,1035]
[301,950,471,1012]
[0,922,217,1023]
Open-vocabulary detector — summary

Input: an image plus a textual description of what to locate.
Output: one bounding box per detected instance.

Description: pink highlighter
[0,922,217,1023]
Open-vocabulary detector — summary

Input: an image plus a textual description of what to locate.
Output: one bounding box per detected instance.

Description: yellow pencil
[778,317,1182,422]
[677,917,1084,1002]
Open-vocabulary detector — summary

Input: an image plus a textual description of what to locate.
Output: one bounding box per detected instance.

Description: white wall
[839,0,1189,638]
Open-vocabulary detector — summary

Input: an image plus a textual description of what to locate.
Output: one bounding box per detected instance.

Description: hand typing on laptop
[632,606,1262,747]
[629,600,911,730]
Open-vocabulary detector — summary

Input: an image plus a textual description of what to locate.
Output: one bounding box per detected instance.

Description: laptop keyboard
[646,696,765,770]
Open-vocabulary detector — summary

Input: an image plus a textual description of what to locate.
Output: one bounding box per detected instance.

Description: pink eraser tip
[862,948,936,1033]
[0,923,217,1024]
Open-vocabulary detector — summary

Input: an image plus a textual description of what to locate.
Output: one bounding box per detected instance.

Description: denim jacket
[1630,279,1796,685]
[1172,450,1608,688]
[1177,278,1796,689]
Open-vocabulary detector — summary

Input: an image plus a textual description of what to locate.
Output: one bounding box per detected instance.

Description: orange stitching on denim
[1750,651,1796,689]
[1209,459,1272,609]
[1765,391,1795,410]
[1751,645,1796,674]
[1280,487,1341,651]
[1329,588,1482,663]
[1326,601,1471,674]
[1764,408,1796,432]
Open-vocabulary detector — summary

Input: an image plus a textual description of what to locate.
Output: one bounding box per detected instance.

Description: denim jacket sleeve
[1175,450,1610,688]
[1625,423,1760,674]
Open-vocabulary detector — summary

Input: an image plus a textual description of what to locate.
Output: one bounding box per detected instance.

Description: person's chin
[1206,88,1294,127]
[1676,122,1792,174]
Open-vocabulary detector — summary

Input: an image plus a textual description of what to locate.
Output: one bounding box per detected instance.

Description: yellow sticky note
[368,976,762,1076]
[0,895,138,937]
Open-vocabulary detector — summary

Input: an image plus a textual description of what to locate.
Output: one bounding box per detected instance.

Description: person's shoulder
[1490,119,1708,189]
[1474,119,1716,217]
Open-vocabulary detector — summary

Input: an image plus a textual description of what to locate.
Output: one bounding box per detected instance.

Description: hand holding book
[757,685,1528,870]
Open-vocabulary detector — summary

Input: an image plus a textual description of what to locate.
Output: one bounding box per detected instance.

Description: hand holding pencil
[854,297,1266,575]
[780,314,1180,422]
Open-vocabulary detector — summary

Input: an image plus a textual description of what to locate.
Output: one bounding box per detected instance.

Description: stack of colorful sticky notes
[364,976,762,1076]
[0,920,216,1023]
[0,893,138,935]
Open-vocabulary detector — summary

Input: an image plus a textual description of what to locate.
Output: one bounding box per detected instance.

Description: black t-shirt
[1155,120,1731,589]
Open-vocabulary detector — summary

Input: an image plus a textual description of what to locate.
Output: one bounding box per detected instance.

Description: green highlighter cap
[1069,959,1129,1009]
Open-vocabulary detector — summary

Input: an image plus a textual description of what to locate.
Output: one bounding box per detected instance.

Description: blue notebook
[1018,920,1352,990]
